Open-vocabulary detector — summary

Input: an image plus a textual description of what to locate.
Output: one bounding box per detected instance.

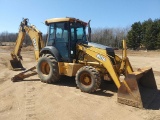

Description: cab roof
[45,17,87,26]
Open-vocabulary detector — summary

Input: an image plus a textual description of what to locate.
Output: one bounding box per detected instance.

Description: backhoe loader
[10,17,158,108]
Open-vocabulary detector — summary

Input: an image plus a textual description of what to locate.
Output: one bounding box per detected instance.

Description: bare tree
[91,27,130,48]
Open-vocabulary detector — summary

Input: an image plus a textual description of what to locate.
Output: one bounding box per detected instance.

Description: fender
[40,46,62,62]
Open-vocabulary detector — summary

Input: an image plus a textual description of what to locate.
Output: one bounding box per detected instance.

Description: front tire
[37,54,60,83]
[75,66,101,93]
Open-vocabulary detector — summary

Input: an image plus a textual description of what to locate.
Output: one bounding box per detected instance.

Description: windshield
[70,22,86,42]
[47,22,69,46]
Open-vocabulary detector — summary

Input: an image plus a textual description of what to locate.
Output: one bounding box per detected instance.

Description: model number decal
[32,38,38,50]
[96,54,106,61]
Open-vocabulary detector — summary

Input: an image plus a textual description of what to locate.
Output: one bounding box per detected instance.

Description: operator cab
[45,17,88,62]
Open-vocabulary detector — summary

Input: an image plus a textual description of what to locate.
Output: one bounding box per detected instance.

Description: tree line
[0,31,18,42]
[0,31,46,45]
[127,18,160,50]
[91,27,129,48]
[0,18,160,50]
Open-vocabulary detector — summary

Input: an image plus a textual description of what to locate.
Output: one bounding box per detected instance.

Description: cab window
[47,24,55,46]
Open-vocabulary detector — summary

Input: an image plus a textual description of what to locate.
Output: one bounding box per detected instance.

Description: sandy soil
[0,47,160,120]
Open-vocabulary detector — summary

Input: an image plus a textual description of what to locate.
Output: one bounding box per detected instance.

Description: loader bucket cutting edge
[8,59,25,71]
[117,67,158,108]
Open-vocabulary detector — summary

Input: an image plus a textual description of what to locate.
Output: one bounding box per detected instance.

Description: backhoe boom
[9,18,45,70]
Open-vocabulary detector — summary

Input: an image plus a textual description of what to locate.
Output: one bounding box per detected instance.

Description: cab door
[47,22,70,61]
[54,23,69,61]
[70,22,87,59]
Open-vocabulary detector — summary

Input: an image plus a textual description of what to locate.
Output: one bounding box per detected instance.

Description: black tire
[75,66,101,93]
[37,54,60,83]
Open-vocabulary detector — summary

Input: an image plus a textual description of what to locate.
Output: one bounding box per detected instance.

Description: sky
[0,0,160,33]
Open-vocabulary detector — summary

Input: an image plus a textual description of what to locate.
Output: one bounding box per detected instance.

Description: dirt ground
[0,46,160,120]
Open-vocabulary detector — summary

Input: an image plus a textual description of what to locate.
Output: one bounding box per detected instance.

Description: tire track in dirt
[25,82,37,120]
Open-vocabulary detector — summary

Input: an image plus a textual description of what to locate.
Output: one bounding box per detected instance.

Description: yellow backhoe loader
[10,17,158,108]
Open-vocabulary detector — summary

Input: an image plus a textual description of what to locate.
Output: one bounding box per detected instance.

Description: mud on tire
[37,54,60,83]
[75,66,101,93]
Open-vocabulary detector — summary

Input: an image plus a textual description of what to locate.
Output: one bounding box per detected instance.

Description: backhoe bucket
[118,67,158,108]
[8,59,25,71]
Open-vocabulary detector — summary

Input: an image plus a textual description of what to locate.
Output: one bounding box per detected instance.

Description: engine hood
[88,42,114,52]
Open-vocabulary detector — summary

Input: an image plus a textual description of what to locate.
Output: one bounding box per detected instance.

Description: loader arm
[77,44,122,88]
[9,18,45,70]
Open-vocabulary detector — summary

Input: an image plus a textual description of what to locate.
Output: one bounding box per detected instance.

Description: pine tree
[127,22,142,50]
[155,19,160,49]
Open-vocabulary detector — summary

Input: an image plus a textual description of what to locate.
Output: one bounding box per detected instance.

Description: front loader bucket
[118,67,158,108]
[8,59,25,71]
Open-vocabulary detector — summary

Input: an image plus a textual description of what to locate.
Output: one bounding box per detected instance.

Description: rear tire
[75,66,101,93]
[37,54,60,83]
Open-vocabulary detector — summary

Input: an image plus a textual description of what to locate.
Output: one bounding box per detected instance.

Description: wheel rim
[41,61,50,75]
[79,72,92,86]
